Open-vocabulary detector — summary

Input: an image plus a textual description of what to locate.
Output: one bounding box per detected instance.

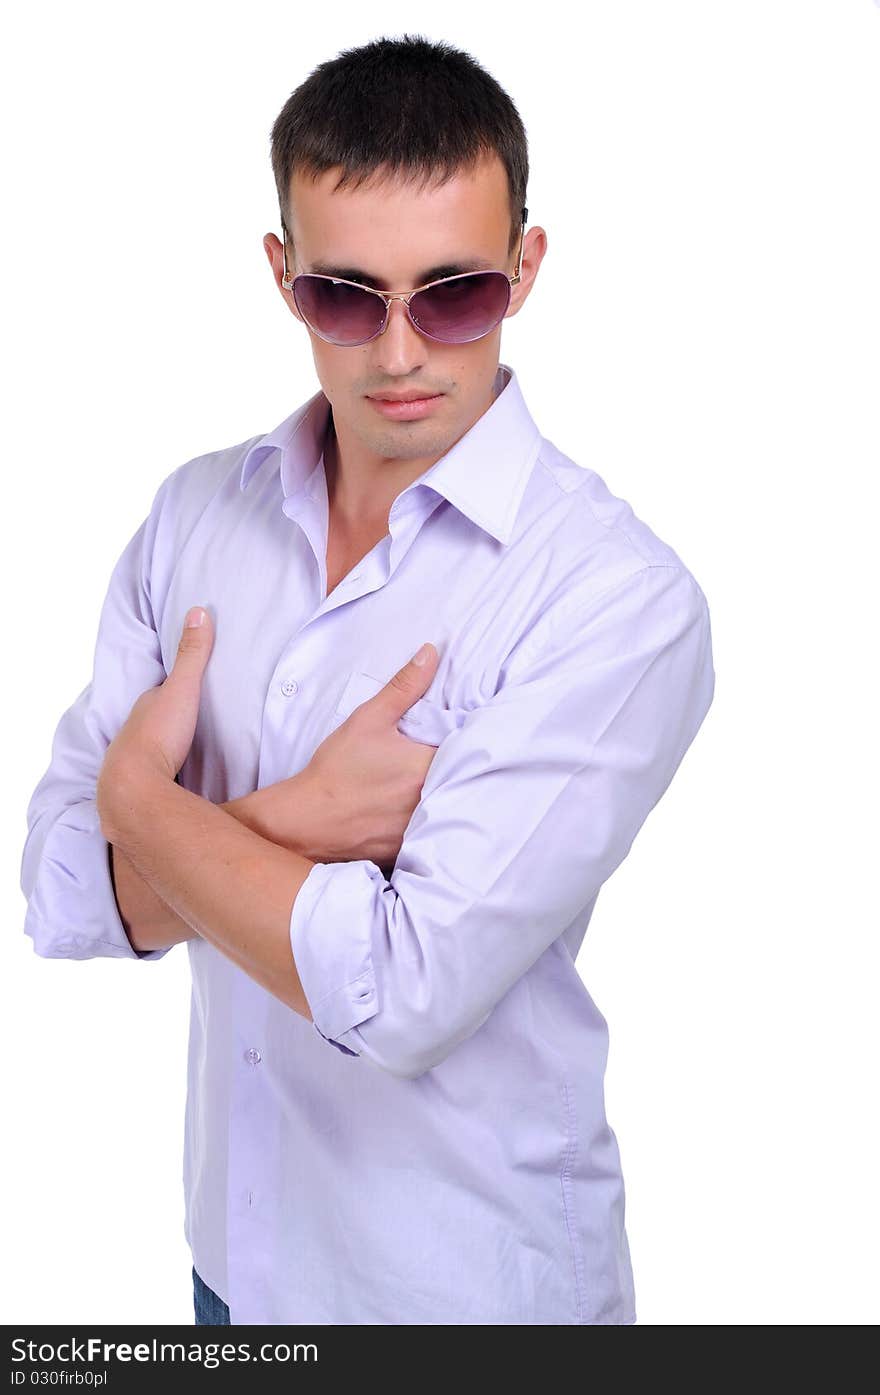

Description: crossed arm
[108,778,317,952]
[104,652,435,1008]
[105,774,316,1018]
[26,551,714,1078]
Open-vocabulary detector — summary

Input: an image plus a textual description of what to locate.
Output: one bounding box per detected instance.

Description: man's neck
[322,369,503,531]
[323,412,414,535]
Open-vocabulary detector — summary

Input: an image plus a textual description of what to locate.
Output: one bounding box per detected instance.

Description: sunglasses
[281,205,528,347]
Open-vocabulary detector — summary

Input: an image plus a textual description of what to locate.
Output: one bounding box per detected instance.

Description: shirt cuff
[289,860,385,1055]
[25,796,171,961]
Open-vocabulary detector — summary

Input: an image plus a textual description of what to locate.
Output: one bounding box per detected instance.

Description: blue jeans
[192,1265,231,1325]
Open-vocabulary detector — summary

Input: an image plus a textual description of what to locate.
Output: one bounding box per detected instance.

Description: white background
[3,0,878,1326]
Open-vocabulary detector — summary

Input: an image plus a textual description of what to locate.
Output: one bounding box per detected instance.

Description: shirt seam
[505,562,685,682]
[310,966,374,1015]
[535,449,663,566]
[523,969,588,1323]
[560,1078,587,1323]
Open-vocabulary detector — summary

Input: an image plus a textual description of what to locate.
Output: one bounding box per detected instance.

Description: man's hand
[97,605,213,838]
[235,643,442,876]
[98,609,439,879]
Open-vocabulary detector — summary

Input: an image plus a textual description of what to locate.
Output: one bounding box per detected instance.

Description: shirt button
[280,678,299,696]
[244,1047,262,1065]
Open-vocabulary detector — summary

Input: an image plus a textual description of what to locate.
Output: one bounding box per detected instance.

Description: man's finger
[370,642,439,721]
[172,605,214,676]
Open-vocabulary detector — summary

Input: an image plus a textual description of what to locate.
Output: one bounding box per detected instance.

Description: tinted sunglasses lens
[293,277,384,345]
[411,272,511,343]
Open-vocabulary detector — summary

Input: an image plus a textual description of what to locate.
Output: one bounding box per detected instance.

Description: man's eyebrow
[305,257,498,289]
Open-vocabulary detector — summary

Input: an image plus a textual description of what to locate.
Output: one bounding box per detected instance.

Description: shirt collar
[238,362,542,545]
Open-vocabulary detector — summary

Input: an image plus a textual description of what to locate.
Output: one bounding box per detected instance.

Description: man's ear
[263,232,304,323]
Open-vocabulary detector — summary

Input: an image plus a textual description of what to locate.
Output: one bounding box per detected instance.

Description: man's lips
[366,392,445,420]
[367,392,444,402]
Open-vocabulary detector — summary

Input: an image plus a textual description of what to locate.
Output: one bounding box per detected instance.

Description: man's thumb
[174,606,214,669]
[378,642,439,716]
[184,606,208,630]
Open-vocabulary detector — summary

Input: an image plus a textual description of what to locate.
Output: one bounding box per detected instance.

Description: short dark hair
[269,33,529,266]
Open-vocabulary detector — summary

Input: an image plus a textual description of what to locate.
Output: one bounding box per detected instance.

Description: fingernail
[412,643,430,666]
[185,606,206,628]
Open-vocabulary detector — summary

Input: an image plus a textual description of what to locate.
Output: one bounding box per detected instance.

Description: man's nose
[373,297,430,368]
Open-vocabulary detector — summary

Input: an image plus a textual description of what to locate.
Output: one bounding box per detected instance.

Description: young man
[21,35,714,1325]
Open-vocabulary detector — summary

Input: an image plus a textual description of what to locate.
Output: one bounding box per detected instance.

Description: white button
[244,1047,262,1065]
[280,678,299,696]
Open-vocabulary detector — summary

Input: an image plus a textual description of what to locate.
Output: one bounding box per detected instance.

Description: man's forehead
[289,174,511,283]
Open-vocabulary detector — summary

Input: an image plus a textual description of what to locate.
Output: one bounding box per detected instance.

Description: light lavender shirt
[21,362,714,1324]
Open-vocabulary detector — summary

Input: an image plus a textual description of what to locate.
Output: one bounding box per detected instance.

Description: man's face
[264,153,540,475]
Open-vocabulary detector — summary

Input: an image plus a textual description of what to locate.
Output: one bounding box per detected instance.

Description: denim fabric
[192,1265,230,1325]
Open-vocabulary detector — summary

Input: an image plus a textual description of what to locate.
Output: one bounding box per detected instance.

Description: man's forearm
[110,841,199,950]
[104,769,316,1017]
[109,785,306,954]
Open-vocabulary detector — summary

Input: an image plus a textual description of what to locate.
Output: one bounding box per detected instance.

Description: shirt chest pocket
[328,668,468,747]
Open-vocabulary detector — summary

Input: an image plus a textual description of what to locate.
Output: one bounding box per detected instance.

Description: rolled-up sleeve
[20,480,175,961]
[290,563,715,1078]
